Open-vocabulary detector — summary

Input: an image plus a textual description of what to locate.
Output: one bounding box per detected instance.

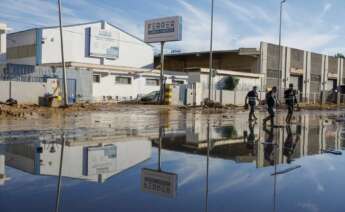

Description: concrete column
[321,56,328,104]
[281,47,287,91]
[337,58,343,105]
[260,42,268,90]
[303,51,311,103]
[284,47,291,89]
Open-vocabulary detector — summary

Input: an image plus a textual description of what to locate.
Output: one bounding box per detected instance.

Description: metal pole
[278,0,286,98]
[58,0,68,107]
[160,41,165,104]
[208,0,214,101]
[55,135,66,212]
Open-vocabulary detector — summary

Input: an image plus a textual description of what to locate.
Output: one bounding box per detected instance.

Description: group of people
[245,83,298,126]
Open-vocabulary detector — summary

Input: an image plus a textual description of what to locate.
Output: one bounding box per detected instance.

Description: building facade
[4,21,177,102]
[157,42,345,104]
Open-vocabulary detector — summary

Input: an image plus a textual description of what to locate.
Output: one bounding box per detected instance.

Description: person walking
[284,83,298,124]
[245,86,260,122]
[263,86,279,126]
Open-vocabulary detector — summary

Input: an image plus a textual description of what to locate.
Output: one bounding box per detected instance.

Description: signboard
[144,16,182,43]
[85,145,117,176]
[89,28,119,59]
[141,168,177,198]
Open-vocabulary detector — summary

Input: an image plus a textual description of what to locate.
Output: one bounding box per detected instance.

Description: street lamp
[278,0,287,95]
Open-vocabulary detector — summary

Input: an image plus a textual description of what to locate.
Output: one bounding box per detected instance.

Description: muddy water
[1,106,345,212]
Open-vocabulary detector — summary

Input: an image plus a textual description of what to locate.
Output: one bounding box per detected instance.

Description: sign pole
[57,0,68,107]
[160,41,165,104]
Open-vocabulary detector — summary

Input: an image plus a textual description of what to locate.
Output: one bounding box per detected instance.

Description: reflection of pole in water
[158,126,164,171]
[273,127,277,212]
[204,120,211,212]
[55,135,66,212]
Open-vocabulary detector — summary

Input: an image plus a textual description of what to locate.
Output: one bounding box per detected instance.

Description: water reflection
[2,112,345,211]
[1,136,151,184]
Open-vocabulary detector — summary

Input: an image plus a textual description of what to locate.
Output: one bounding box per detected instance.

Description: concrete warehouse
[156,42,345,103]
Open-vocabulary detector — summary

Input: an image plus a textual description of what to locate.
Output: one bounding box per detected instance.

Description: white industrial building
[5,20,188,102]
[0,23,8,67]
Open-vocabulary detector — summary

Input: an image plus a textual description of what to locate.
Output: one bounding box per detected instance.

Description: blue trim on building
[35,28,42,65]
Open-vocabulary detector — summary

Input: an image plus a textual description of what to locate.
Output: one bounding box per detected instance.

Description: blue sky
[0,0,344,54]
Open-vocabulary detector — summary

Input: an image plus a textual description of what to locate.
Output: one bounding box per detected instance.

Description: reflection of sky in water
[2,146,345,212]
[2,112,345,211]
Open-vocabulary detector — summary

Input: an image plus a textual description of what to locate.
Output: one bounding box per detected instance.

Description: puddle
[1,108,345,211]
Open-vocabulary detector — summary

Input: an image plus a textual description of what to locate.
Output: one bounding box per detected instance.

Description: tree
[335,53,345,59]
[222,76,240,90]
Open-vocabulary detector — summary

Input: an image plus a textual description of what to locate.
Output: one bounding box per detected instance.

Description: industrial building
[157,42,345,104]
[0,23,8,68]
[3,20,187,103]
[1,19,344,105]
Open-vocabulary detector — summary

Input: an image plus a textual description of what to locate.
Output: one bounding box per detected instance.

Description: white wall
[0,81,47,104]
[41,22,153,68]
[0,24,6,64]
[92,71,188,101]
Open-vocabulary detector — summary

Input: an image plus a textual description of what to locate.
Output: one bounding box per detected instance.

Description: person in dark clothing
[245,86,260,122]
[284,83,298,124]
[263,86,279,126]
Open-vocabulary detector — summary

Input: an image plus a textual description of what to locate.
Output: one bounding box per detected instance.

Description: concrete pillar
[321,56,328,104]
[280,47,287,91]
[260,42,268,90]
[284,47,291,90]
[303,51,311,103]
[337,58,343,105]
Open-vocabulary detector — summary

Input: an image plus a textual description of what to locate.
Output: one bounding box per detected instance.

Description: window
[146,79,160,86]
[93,74,100,83]
[175,80,184,85]
[115,76,132,84]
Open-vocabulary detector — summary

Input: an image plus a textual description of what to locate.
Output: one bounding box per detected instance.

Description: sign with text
[89,28,119,59]
[85,145,117,176]
[144,16,182,43]
[141,168,177,198]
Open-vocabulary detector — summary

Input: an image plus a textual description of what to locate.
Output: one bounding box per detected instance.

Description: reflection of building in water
[159,114,344,168]
[0,144,11,185]
[3,137,151,183]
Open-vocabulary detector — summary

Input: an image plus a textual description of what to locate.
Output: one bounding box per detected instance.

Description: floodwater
[1,106,345,212]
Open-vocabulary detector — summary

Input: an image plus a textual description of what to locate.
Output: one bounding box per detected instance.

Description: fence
[0,80,47,104]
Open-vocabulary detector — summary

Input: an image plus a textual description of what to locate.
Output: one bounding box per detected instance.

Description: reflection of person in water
[283,125,300,163]
[263,125,275,165]
[244,122,259,155]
